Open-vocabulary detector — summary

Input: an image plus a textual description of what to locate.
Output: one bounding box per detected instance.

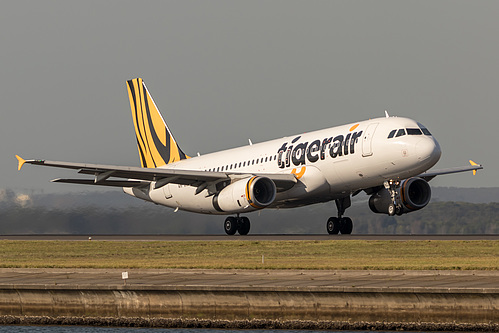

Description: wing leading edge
[15,156,297,192]
[418,160,483,182]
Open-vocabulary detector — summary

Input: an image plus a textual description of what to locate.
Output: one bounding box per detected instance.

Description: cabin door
[362,123,378,157]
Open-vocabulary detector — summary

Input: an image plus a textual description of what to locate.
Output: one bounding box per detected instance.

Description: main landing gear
[224,215,251,235]
[327,196,353,235]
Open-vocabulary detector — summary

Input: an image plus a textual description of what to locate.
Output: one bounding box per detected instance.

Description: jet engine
[369,177,431,215]
[213,176,276,213]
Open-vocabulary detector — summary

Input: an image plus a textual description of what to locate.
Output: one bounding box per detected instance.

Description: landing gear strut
[326,196,353,235]
[384,180,402,216]
[224,215,251,235]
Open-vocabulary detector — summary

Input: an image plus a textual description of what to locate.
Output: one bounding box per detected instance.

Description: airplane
[16,78,483,235]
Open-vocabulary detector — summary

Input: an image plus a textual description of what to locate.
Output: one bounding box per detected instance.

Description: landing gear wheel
[224,217,238,235]
[237,217,251,235]
[327,217,341,235]
[339,217,353,234]
[388,204,396,216]
[396,206,403,216]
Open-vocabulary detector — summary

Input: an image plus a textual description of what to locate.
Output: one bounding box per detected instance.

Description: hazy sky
[2,0,498,193]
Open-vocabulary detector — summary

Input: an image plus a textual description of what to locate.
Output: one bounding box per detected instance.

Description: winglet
[469,160,480,175]
[16,155,26,171]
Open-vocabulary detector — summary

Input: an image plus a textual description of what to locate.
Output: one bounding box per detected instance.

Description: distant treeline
[1,199,497,234]
[350,201,499,234]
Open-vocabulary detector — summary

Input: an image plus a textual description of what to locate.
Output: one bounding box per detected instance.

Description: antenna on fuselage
[385,110,390,118]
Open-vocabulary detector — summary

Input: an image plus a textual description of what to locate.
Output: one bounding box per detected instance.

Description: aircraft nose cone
[416,138,441,164]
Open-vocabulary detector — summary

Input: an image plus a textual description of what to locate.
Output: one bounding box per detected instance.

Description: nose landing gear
[384,180,403,216]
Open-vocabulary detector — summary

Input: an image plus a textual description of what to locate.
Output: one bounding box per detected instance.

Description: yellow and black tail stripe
[127,78,189,168]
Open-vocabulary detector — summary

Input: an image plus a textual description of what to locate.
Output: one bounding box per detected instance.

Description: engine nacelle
[213,176,276,213]
[369,177,431,215]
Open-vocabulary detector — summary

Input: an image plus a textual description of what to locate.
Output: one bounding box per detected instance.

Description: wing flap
[52,179,147,187]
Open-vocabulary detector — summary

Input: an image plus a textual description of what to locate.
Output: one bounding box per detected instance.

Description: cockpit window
[388,127,424,138]
[406,128,422,135]
[418,123,432,136]
[395,128,406,137]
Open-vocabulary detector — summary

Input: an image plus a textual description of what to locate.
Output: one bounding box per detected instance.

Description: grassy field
[0,240,497,270]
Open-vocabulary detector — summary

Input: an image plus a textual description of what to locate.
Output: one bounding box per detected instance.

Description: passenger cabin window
[395,129,406,137]
[407,128,423,135]
[388,130,396,139]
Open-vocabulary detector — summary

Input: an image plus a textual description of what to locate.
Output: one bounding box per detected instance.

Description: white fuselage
[124,116,441,214]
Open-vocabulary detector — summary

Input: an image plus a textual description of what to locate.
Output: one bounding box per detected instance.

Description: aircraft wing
[16,156,297,192]
[418,160,483,182]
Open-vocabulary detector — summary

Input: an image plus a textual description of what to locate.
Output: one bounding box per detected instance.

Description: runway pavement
[1,267,498,291]
[1,234,498,241]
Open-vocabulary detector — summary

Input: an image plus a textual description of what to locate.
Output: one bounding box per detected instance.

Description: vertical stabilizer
[126,78,189,168]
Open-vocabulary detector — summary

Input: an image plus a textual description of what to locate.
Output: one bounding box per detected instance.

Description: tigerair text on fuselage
[277,128,363,168]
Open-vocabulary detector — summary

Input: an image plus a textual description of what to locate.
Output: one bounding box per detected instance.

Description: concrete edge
[0,316,498,331]
[1,268,498,276]
[1,284,499,294]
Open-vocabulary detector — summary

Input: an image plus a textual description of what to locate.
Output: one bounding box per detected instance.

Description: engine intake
[213,176,276,213]
[369,177,431,215]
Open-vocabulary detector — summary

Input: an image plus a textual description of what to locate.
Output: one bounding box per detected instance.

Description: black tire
[238,217,251,235]
[224,217,238,235]
[339,217,353,234]
[327,217,340,235]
